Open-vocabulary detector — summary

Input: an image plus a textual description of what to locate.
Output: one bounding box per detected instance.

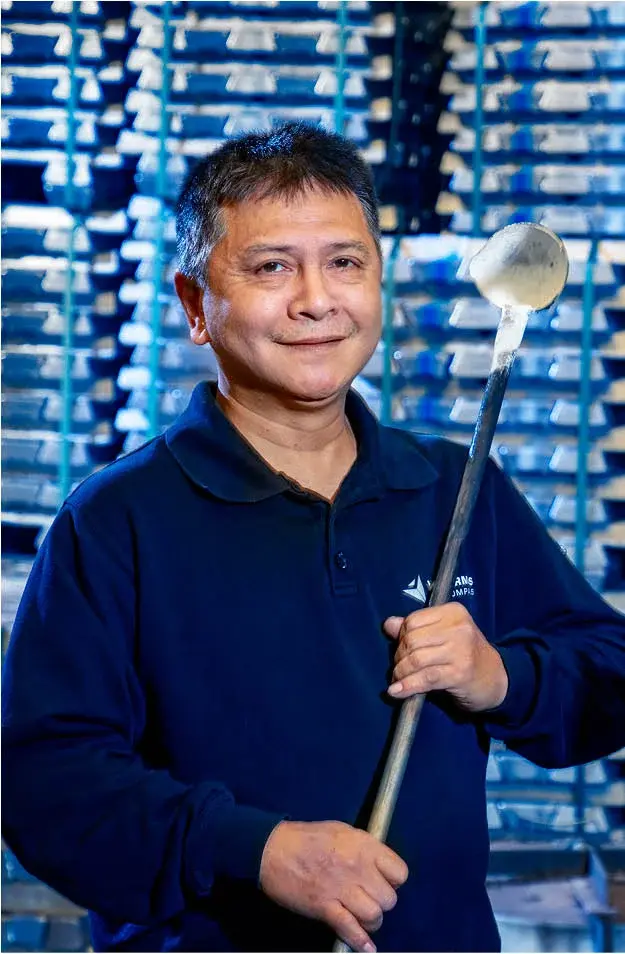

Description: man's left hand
[383,604,508,713]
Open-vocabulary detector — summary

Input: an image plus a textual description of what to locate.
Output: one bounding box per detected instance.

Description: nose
[288,266,337,322]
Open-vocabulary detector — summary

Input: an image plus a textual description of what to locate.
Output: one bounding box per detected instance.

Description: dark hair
[175,121,381,283]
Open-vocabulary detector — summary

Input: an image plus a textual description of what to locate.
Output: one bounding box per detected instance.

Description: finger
[395,608,475,659]
[363,912,384,934]
[374,847,409,888]
[388,664,455,698]
[341,887,383,933]
[393,644,451,683]
[382,616,404,639]
[394,630,448,664]
[327,901,377,953]
[402,603,467,632]
[361,869,398,913]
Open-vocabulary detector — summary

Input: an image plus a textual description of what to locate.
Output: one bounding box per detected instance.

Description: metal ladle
[333,222,569,953]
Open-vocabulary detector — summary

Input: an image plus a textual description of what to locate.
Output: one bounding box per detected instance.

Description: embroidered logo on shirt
[451,575,475,599]
[403,575,475,603]
[403,576,430,604]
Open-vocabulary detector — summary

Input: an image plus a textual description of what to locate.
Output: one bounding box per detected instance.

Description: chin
[274,351,372,403]
[278,373,353,404]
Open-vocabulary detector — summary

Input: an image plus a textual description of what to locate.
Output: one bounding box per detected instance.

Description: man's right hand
[258,820,409,953]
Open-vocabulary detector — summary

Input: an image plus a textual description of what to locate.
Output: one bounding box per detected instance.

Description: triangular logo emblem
[403,575,427,604]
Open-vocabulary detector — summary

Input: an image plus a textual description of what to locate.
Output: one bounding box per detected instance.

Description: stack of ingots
[361,0,625,842]
[485,738,624,842]
[356,227,625,839]
[1,847,91,954]
[433,0,625,605]
[440,0,625,238]
[1,0,135,592]
[358,233,625,596]
[1,4,137,943]
[114,0,382,451]
[365,0,454,235]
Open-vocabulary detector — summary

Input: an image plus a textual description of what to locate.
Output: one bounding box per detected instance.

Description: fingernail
[388,682,403,695]
[363,944,376,953]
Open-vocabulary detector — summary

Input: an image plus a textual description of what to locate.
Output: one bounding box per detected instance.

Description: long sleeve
[480,460,625,768]
[1,503,285,925]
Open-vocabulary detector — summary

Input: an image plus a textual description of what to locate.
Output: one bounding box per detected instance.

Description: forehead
[219,188,374,252]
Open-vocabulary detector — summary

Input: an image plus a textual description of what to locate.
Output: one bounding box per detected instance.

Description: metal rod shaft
[148,0,173,440]
[59,1,80,503]
[573,240,597,836]
[471,1,487,237]
[333,357,515,954]
[381,239,400,427]
[333,1,348,135]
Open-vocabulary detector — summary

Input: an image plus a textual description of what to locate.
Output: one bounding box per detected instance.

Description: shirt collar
[165,381,439,503]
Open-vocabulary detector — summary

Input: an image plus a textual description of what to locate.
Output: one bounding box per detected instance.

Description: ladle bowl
[468,222,569,312]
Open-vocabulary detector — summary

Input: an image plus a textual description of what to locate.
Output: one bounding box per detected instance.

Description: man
[3,122,625,954]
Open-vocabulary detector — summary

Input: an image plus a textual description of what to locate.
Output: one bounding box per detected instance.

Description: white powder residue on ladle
[491,305,530,371]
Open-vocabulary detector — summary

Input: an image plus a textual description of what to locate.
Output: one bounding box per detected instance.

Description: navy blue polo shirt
[3,381,625,953]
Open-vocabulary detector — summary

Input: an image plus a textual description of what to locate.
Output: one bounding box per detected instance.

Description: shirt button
[334,551,348,570]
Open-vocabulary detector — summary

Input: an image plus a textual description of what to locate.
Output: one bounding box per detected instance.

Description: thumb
[383,616,404,638]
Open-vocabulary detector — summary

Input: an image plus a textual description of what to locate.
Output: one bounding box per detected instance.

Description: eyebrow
[239,241,372,261]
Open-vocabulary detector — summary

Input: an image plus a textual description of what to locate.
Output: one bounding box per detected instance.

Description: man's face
[180,187,382,405]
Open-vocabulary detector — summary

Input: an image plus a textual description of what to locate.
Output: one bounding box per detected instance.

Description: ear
[174,272,211,346]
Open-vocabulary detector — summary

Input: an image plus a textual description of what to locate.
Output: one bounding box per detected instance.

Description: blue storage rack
[429,0,625,849]
[2,6,136,945]
[3,2,625,949]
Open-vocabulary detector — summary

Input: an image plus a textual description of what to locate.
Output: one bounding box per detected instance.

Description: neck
[215,379,357,501]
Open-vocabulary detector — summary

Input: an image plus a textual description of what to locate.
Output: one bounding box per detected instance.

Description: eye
[332,258,359,269]
[257,261,286,274]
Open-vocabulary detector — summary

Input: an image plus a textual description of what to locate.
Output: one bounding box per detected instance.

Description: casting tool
[333,223,568,953]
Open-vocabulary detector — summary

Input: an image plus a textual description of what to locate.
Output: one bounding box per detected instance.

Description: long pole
[59,2,80,502]
[333,307,526,952]
[573,239,597,835]
[148,0,173,439]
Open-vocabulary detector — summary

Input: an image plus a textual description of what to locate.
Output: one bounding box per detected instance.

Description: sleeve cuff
[188,803,288,895]
[481,641,539,730]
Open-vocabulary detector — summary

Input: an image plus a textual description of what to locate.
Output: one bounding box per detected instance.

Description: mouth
[281,338,345,347]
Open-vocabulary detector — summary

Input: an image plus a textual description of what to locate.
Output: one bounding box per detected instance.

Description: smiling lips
[282,338,345,346]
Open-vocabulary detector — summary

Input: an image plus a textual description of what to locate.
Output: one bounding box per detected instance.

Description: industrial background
[2,0,625,950]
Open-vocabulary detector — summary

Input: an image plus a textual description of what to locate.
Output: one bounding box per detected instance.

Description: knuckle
[424,667,440,687]
[364,899,383,922]
[453,602,468,619]
[394,660,408,681]
[364,913,384,933]
[381,890,397,912]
